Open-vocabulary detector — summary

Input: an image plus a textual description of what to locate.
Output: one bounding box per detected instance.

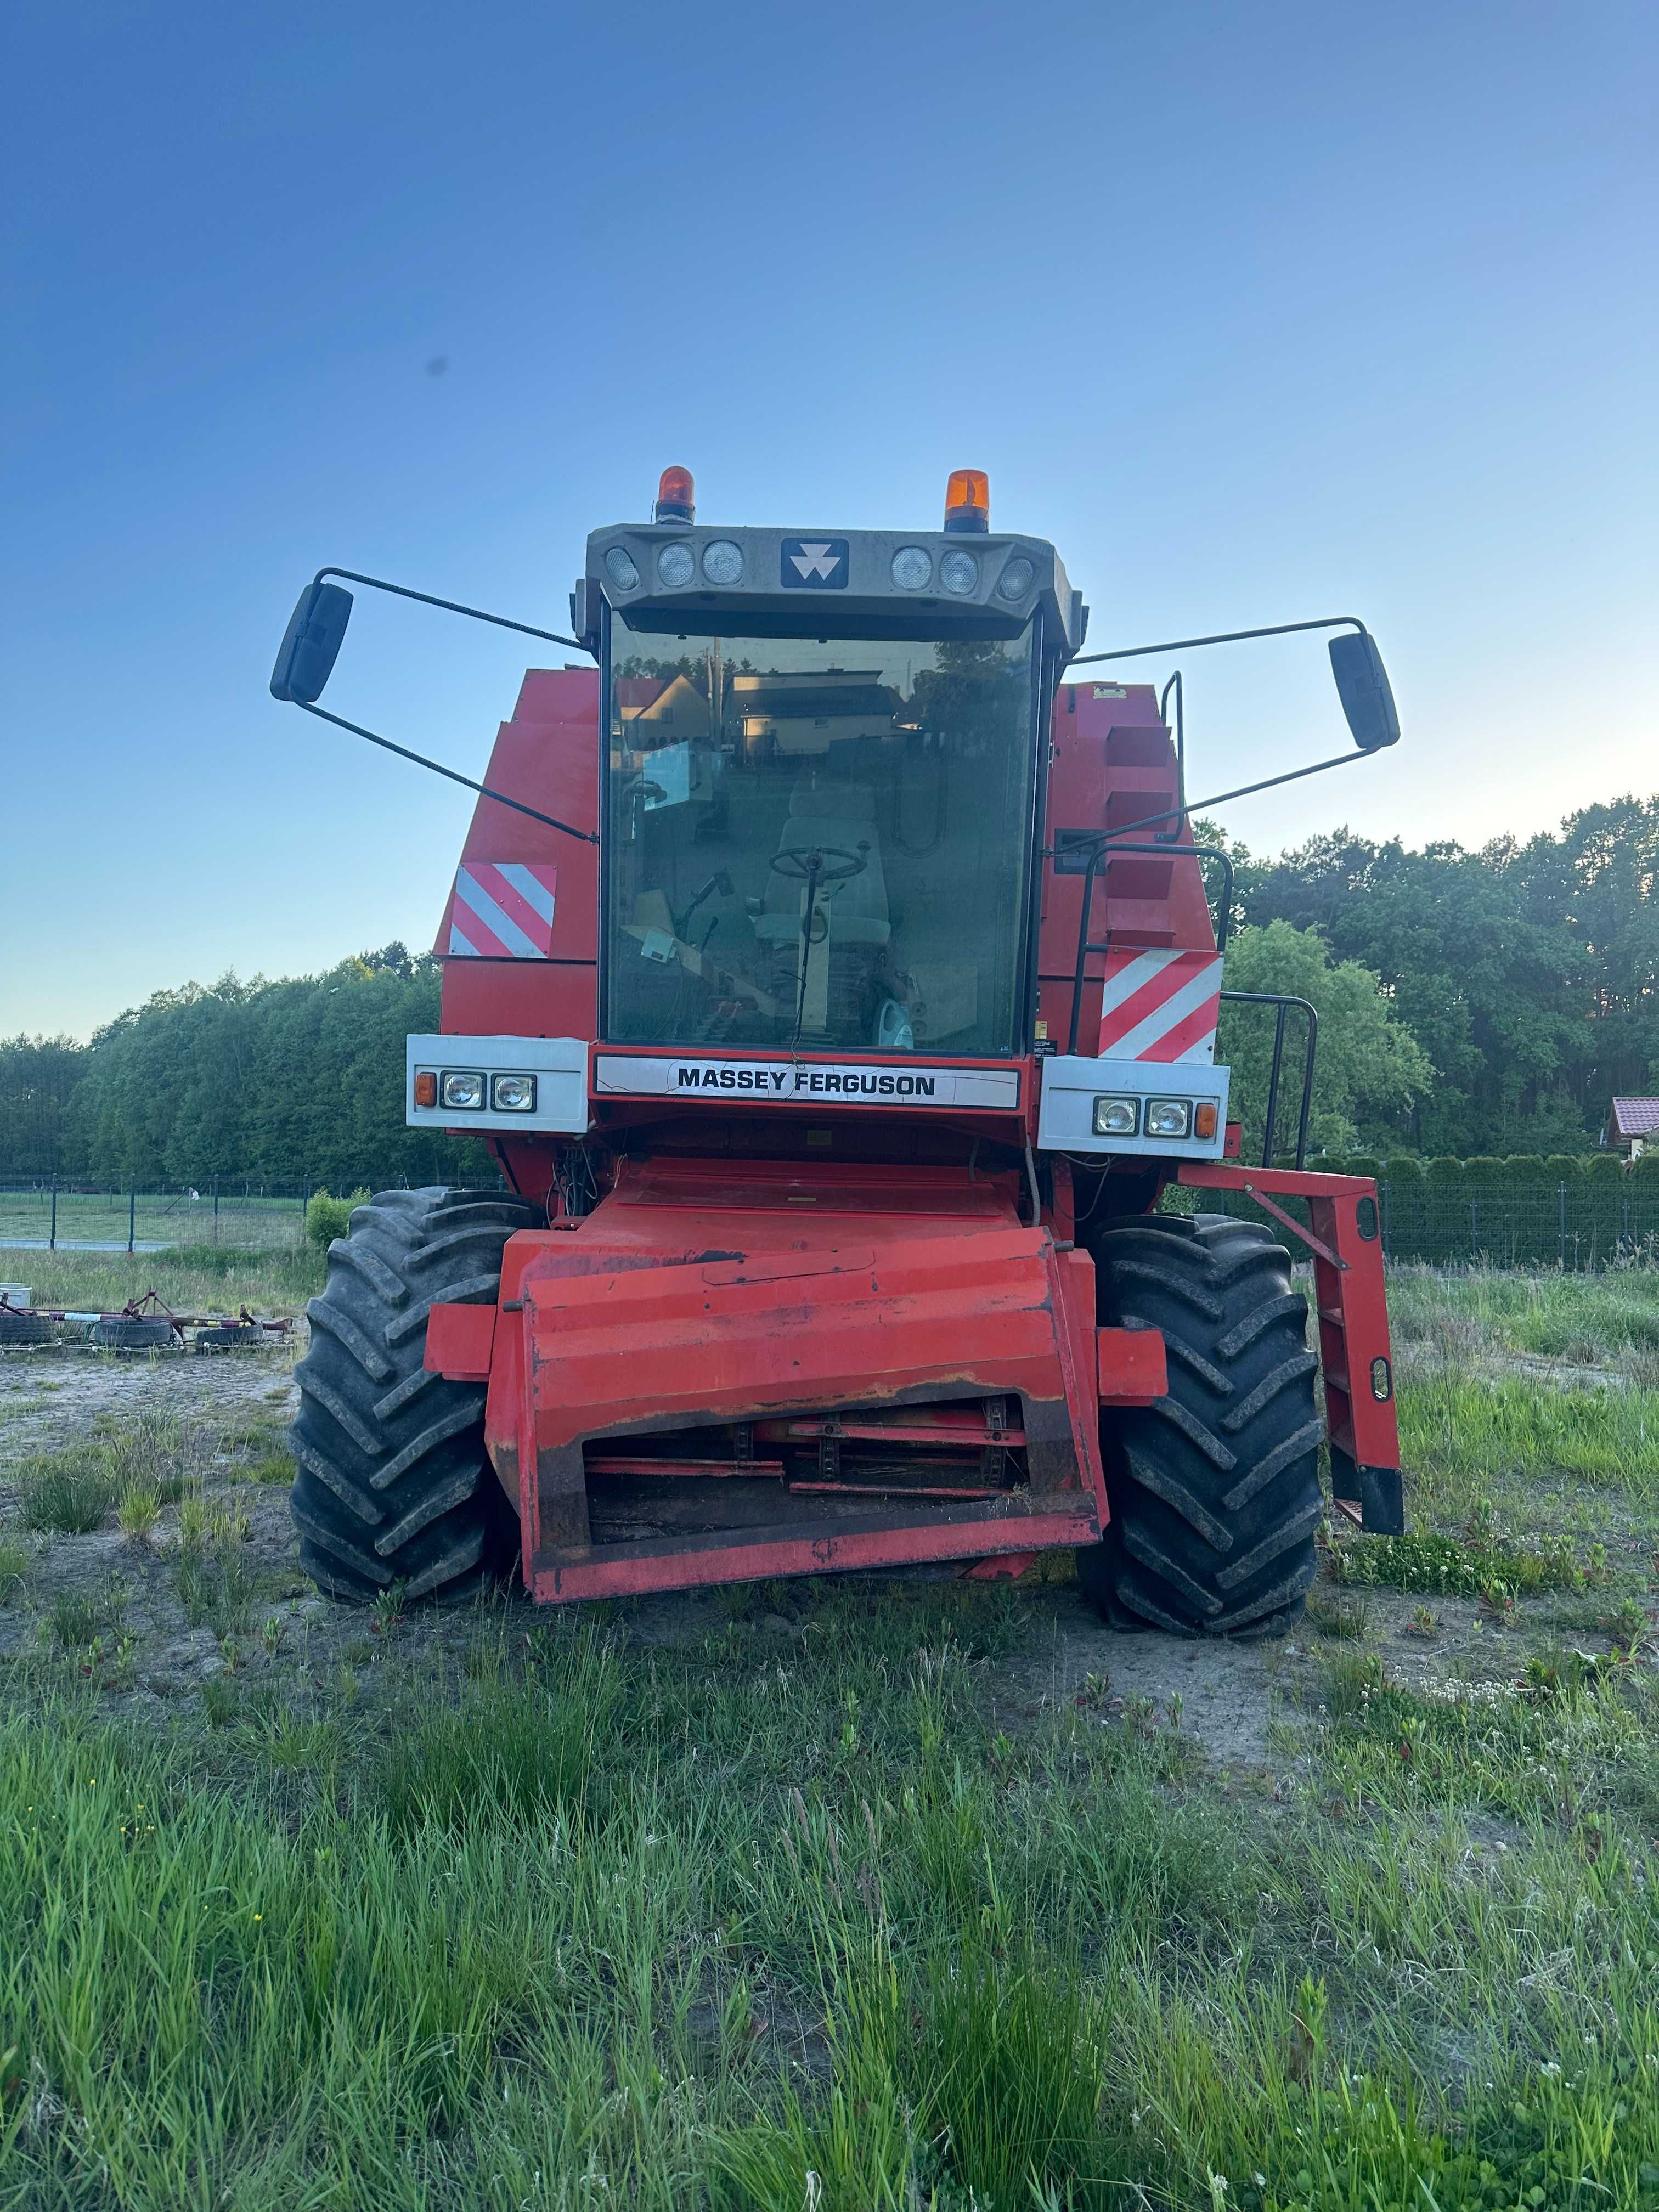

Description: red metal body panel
[1179,1163,1402,1526]
[1036,681,1217,1050]
[1097,1327,1168,1404]
[438,668,599,1045]
[443,1157,1105,1601]
[425,1300,496,1382]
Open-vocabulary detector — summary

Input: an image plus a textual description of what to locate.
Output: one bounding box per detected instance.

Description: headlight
[491,1074,537,1113]
[890,545,933,590]
[1092,1095,1139,1136]
[1146,1099,1192,1139]
[657,543,695,588]
[996,555,1035,601]
[701,539,743,584]
[939,549,979,595]
[439,1071,485,1110]
[603,545,640,591]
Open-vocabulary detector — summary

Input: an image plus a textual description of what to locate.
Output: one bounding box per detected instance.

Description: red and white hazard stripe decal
[1097,949,1223,1063]
[447,862,558,958]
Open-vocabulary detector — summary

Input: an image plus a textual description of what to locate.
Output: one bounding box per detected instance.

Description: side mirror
[270,580,353,704]
[1329,630,1400,751]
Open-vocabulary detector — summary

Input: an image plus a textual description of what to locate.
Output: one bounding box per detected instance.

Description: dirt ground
[7,1333,1635,1790]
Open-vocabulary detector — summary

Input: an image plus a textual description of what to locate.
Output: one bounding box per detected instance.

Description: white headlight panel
[656,543,695,588]
[890,545,933,590]
[996,555,1036,601]
[604,545,640,591]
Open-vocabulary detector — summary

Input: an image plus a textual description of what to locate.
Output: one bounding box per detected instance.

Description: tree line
[2,791,1653,1183]
[0,946,473,1189]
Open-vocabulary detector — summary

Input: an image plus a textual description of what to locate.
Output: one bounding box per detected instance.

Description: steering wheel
[768,844,868,885]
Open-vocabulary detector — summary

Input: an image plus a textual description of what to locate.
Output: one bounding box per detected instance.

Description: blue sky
[4,0,1654,1039]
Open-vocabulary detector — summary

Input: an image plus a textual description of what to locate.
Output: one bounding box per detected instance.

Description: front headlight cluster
[415,1068,539,1115]
[1092,1095,1220,1141]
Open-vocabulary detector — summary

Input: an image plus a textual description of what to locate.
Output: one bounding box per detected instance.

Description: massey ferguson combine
[270,466,1405,1637]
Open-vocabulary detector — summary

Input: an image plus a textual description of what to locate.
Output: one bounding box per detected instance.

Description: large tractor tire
[290,1186,539,1603]
[1079,1214,1325,1638]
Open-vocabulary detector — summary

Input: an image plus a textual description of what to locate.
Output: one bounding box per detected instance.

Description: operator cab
[580,470,1085,1061]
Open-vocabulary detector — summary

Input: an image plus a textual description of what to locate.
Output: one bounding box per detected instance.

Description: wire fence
[8,1167,1657,1270]
[1170,1177,1659,1271]
[0,1174,473,1253]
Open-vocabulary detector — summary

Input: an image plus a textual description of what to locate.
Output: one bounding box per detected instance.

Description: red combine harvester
[269,467,1404,1637]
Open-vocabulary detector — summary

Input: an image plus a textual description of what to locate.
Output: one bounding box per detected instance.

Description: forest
[2,792,1654,1185]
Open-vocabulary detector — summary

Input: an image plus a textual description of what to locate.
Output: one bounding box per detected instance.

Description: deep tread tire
[0,1309,52,1345]
[1080,1214,1324,1638]
[290,1185,538,1604]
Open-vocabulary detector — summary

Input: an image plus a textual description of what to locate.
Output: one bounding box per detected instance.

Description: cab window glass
[603,624,1036,1056]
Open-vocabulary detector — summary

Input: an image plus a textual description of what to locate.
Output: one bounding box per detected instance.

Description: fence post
[1558,1182,1566,1269]
[212,1176,219,1246]
[1380,1179,1391,1258]
[128,1181,136,1256]
[49,1173,57,1252]
[1469,1199,1478,1264]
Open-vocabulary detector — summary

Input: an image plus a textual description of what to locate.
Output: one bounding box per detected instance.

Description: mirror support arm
[296,702,599,847]
[1070,614,1367,665]
[1074,747,1367,850]
[314,568,594,657]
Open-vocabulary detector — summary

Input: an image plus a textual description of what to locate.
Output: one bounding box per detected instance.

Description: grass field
[1,1260,1656,2210]
[8,1244,323,1318]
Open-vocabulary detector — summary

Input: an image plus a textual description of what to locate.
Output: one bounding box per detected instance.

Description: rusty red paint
[529,1506,1102,1603]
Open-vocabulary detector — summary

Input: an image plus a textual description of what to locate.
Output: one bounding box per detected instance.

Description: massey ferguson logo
[675,1064,936,1097]
[781,537,849,588]
[592,1055,1021,1110]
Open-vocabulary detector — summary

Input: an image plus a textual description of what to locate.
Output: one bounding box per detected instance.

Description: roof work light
[943,468,989,534]
[653,466,695,524]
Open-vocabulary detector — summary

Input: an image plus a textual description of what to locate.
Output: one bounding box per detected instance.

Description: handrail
[1064,842,1235,1054]
[1156,672,1184,842]
[1218,991,1318,1168]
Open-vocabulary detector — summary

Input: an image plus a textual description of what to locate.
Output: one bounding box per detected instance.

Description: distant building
[1605,1097,1659,1161]
[732,668,896,759]
[619,673,711,741]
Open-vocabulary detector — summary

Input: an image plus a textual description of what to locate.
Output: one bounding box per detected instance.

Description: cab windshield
[603,621,1037,1057]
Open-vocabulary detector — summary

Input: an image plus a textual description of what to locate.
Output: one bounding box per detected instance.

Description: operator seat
[751,781,892,950]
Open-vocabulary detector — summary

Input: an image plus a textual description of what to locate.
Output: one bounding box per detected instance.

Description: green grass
[2,1576,1657,2209]
[3,1265,1658,2207]
[1329,1523,1605,1601]
[1397,1372,1659,1511]
[0,1537,28,1598]
[245,1449,296,1486]
[1389,1260,1659,1364]
[15,1446,119,1533]
[14,1242,321,1316]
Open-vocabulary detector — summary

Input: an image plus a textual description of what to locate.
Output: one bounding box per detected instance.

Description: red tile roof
[1609,1098,1659,1138]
